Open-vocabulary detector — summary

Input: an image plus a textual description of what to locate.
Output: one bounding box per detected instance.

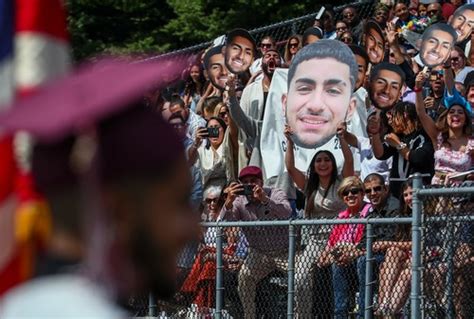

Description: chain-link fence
[128,177,474,318]
[418,184,474,319]
[143,0,376,64]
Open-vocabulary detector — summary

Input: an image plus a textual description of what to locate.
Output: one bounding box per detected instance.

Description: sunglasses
[205,197,219,204]
[336,27,347,32]
[342,188,363,196]
[365,185,383,194]
[289,42,299,48]
[451,57,461,63]
[219,111,228,117]
[341,37,353,43]
[260,43,272,48]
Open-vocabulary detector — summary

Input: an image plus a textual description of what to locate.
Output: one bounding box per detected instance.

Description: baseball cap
[238,166,263,181]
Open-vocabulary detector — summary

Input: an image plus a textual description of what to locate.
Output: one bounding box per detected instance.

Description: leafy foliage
[66,0,323,61]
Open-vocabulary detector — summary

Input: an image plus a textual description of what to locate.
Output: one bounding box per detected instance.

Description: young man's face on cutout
[369,69,403,110]
[283,57,356,149]
[449,7,474,43]
[225,35,255,74]
[420,29,455,67]
[207,53,229,91]
[365,27,385,65]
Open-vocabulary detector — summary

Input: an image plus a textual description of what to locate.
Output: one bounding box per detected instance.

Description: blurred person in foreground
[0,64,200,317]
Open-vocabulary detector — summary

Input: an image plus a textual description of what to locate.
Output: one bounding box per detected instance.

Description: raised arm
[226,76,259,138]
[443,62,455,95]
[284,125,306,191]
[367,112,385,159]
[337,122,354,178]
[414,72,438,143]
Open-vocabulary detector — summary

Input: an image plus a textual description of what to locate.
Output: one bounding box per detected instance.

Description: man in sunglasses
[249,35,276,75]
[355,173,400,318]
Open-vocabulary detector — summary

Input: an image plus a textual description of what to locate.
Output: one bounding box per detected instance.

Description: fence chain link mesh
[421,185,474,319]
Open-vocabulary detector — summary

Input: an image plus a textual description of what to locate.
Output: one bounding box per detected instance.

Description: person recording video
[219,165,291,318]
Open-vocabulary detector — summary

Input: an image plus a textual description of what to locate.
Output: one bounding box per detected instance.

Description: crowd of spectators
[148,1,474,318]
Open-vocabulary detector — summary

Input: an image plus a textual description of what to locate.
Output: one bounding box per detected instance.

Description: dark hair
[202,96,223,115]
[452,4,474,19]
[349,45,369,69]
[288,39,358,91]
[203,45,224,70]
[435,104,473,144]
[304,150,338,217]
[369,62,406,86]
[184,63,206,97]
[421,23,457,44]
[207,116,227,131]
[364,173,385,185]
[391,101,420,132]
[260,35,276,46]
[170,96,185,110]
[396,179,413,241]
[303,27,324,44]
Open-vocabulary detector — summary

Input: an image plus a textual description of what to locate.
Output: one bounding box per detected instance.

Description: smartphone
[422,86,432,99]
[236,184,254,196]
[207,127,220,138]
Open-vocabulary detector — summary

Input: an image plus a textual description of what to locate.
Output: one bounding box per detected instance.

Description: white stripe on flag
[15,32,70,89]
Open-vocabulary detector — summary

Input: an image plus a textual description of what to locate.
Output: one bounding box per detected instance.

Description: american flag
[0,0,70,295]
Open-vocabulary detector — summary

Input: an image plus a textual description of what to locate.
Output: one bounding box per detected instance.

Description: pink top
[327,203,371,248]
[432,134,474,185]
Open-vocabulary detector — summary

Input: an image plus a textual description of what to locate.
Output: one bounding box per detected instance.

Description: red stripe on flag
[15,0,69,41]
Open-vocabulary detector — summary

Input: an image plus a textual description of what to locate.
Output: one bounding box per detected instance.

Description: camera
[236,184,254,196]
[207,127,220,138]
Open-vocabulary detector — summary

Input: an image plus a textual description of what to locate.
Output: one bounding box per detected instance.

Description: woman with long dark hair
[285,123,354,317]
[371,101,435,198]
[182,63,206,110]
[414,70,474,186]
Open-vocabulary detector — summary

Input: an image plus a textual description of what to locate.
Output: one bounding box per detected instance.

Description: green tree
[66,0,322,61]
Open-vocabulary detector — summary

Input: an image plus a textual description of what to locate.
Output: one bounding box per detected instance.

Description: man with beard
[169,96,206,139]
[282,40,357,149]
[224,28,257,75]
[448,4,474,46]
[203,45,230,92]
[235,49,282,167]
[369,62,405,111]
[424,68,447,120]
[420,23,457,68]
[427,2,444,23]
[362,20,385,66]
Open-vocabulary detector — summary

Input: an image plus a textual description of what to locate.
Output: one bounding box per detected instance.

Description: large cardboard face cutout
[449,4,474,44]
[282,40,357,149]
[204,46,229,91]
[224,29,256,74]
[368,64,404,111]
[364,20,386,65]
[420,23,457,68]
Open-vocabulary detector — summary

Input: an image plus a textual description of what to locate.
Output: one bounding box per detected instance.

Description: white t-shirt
[357,136,392,183]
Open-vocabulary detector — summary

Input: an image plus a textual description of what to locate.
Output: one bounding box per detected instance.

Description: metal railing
[130,176,474,318]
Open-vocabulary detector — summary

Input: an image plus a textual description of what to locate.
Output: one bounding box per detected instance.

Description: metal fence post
[287,223,296,319]
[411,173,423,319]
[364,222,374,319]
[215,225,224,319]
[445,219,455,319]
[148,293,157,317]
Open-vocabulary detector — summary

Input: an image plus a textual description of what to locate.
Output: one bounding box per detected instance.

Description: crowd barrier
[129,175,474,318]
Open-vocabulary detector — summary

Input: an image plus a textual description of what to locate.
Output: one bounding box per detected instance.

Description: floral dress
[432,134,474,185]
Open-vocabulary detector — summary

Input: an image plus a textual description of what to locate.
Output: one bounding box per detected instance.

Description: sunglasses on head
[365,185,383,194]
[342,188,363,196]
